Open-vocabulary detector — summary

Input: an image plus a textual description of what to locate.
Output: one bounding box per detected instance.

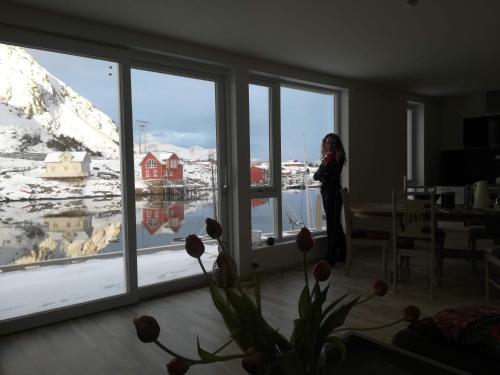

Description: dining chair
[467,224,500,270]
[484,246,500,299]
[341,187,390,278]
[392,190,443,297]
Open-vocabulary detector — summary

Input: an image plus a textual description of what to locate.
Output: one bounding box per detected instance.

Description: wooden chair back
[392,190,438,296]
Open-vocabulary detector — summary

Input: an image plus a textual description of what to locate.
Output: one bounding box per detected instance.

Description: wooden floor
[1,243,499,375]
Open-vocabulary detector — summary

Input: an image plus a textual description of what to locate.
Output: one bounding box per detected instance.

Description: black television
[463,114,500,148]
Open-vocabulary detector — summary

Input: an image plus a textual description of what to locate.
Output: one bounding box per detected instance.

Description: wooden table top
[351,203,500,222]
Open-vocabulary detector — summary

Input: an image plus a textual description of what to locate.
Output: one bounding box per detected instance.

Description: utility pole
[136,120,150,154]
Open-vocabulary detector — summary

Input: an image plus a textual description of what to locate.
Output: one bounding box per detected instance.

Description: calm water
[0,188,324,266]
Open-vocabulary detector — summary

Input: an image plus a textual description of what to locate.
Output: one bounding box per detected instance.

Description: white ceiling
[6,0,500,96]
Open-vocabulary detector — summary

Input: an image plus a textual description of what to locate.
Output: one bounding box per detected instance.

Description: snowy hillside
[135,142,215,161]
[0,44,119,158]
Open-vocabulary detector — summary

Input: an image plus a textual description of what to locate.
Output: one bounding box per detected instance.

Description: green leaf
[267,325,292,352]
[321,293,349,321]
[319,284,330,306]
[276,350,306,375]
[209,283,239,333]
[325,335,346,359]
[319,297,359,343]
[290,318,301,345]
[298,285,310,318]
[196,336,245,363]
[197,336,219,361]
[291,317,309,350]
[224,288,255,351]
[312,281,320,301]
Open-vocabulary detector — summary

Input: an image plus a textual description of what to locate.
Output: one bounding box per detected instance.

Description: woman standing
[313,133,347,266]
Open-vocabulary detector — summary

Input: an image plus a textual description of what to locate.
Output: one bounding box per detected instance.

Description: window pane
[251,197,276,248]
[249,84,270,187]
[407,108,413,181]
[131,69,219,287]
[280,86,334,236]
[0,43,124,321]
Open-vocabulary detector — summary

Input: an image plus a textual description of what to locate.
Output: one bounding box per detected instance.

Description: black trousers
[322,185,346,263]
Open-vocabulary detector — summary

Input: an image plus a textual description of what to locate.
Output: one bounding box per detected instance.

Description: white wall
[348,84,407,203]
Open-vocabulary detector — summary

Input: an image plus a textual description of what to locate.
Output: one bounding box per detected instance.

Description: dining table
[350,203,500,223]
[350,203,500,276]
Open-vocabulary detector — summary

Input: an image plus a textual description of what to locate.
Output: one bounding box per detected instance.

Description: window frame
[249,76,339,244]
[128,58,230,293]
[0,22,346,335]
[0,28,231,335]
[406,101,424,186]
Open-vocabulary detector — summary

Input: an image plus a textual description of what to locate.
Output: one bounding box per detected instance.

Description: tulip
[241,350,266,374]
[372,279,389,296]
[185,234,205,258]
[205,218,222,239]
[167,358,190,375]
[402,305,421,322]
[296,227,314,252]
[133,315,160,343]
[313,260,331,281]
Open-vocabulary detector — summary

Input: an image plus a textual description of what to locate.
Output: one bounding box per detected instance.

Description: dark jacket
[313,159,343,194]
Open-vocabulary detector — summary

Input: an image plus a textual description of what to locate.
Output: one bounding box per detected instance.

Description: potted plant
[134,218,420,374]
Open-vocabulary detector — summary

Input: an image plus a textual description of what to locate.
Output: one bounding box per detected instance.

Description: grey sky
[28,48,335,161]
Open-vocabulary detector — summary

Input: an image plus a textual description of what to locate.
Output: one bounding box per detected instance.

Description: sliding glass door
[130,67,223,287]
[0,42,126,321]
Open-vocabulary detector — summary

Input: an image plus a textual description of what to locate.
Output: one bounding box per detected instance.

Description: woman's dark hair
[320,133,346,165]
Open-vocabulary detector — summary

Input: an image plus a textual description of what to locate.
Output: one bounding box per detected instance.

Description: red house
[140,152,183,182]
[142,202,185,235]
[250,165,268,184]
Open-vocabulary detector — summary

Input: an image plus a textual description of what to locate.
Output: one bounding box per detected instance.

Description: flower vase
[211,252,237,288]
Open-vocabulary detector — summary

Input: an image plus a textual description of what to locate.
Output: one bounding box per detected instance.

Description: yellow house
[44,214,93,242]
[43,151,90,178]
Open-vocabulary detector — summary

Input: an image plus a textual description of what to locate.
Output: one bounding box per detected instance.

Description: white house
[43,151,90,178]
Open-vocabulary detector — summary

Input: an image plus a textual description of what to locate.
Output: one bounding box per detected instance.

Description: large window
[0,32,341,333]
[249,84,271,187]
[0,42,125,321]
[131,68,220,287]
[249,82,337,245]
[407,102,424,185]
[407,107,413,182]
[280,86,335,237]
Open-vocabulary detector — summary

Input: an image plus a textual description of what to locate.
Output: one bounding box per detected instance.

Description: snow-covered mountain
[0,44,119,159]
[135,141,215,161]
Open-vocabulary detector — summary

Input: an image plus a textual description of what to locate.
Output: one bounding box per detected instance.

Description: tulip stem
[302,252,310,300]
[154,340,198,363]
[198,258,212,286]
[155,339,245,365]
[331,318,404,334]
[213,336,235,355]
[355,292,375,305]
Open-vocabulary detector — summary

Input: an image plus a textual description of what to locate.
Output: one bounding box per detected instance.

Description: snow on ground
[0,155,217,201]
[0,244,219,321]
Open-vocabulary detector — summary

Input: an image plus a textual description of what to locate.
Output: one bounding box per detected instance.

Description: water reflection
[142,201,185,235]
[0,188,324,268]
